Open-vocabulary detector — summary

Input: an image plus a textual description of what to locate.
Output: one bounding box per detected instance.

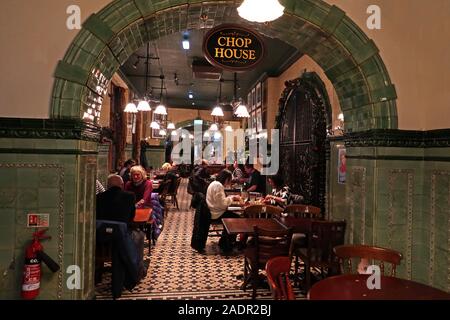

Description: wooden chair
[284,204,321,219]
[166,177,182,209]
[244,204,283,219]
[295,220,346,293]
[265,256,296,300]
[243,226,294,299]
[333,244,403,276]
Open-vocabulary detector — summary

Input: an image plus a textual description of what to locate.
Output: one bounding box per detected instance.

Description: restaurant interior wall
[0,0,449,299]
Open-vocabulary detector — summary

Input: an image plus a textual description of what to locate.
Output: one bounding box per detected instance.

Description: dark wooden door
[276,73,329,212]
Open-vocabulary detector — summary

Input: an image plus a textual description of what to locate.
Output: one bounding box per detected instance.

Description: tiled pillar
[328,129,450,292]
[0,119,100,299]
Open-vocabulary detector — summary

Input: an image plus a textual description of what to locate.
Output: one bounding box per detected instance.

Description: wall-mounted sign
[27,213,50,228]
[203,24,266,72]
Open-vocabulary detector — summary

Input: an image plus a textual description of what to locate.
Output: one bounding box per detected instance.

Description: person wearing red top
[125,165,153,208]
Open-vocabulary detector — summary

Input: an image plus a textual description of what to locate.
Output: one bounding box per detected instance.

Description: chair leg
[294,255,299,287]
[251,269,259,299]
[175,195,179,210]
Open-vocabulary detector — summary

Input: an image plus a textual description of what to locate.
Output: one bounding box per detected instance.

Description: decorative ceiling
[120,29,301,111]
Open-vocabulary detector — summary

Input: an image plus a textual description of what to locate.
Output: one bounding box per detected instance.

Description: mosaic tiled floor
[95,179,305,300]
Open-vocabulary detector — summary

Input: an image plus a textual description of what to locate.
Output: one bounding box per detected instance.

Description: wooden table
[222,218,287,235]
[308,274,450,300]
[133,208,153,223]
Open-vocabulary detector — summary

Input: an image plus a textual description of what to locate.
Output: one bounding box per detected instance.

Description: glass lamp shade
[189,134,194,140]
[237,0,284,23]
[225,125,233,132]
[167,122,176,130]
[137,100,151,111]
[124,102,138,113]
[234,104,250,118]
[204,131,210,138]
[154,104,168,115]
[159,129,167,136]
[209,123,219,131]
[338,113,345,121]
[211,106,224,117]
[150,121,160,129]
[214,131,222,140]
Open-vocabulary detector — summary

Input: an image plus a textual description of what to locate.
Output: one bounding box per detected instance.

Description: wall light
[237,0,285,23]
[182,34,190,50]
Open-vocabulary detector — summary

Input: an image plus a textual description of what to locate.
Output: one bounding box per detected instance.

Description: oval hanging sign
[203,24,266,72]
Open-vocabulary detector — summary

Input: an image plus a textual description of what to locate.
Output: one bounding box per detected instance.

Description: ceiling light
[137,100,151,112]
[171,130,178,136]
[225,125,233,132]
[338,113,344,121]
[159,129,167,136]
[182,34,190,50]
[210,123,219,131]
[167,122,176,130]
[188,92,194,99]
[214,132,222,140]
[150,121,160,129]
[211,106,224,117]
[204,131,210,138]
[234,103,250,118]
[237,0,285,23]
[154,104,167,115]
[124,102,138,113]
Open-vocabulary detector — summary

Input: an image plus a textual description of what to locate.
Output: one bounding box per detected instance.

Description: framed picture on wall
[247,91,253,110]
[338,148,346,184]
[256,82,262,107]
[151,113,165,139]
[262,80,268,110]
[256,108,262,132]
[251,111,257,131]
[251,88,256,111]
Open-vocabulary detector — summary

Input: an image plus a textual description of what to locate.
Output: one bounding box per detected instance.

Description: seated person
[206,169,242,253]
[231,160,245,183]
[243,163,266,195]
[118,159,136,184]
[162,163,179,193]
[96,174,146,282]
[96,174,135,223]
[263,174,291,208]
[125,165,153,208]
[190,159,212,195]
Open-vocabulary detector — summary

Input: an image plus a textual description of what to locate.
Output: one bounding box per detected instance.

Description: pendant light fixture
[237,0,285,23]
[136,43,152,112]
[154,76,167,115]
[231,73,250,118]
[124,102,138,113]
[211,80,225,117]
[167,122,176,130]
[150,121,160,130]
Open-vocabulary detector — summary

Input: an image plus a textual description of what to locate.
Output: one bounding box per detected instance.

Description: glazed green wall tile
[320,5,345,34]
[54,61,90,87]
[83,14,115,44]
[134,0,156,17]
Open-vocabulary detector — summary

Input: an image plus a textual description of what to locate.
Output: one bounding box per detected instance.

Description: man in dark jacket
[97,174,136,223]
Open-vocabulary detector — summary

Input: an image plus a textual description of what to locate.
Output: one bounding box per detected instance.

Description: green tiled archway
[51,0,397,132]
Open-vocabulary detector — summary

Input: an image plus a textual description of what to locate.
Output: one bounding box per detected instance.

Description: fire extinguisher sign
[27,214,50,228]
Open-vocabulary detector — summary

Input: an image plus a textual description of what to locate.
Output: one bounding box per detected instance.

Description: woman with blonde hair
[125,165,153,208]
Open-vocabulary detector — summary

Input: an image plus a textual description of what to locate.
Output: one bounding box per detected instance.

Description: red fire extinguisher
[21,229,60,300]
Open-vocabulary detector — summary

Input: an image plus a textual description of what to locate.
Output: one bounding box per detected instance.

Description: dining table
[222,218,287,235]
[308,274,450,300]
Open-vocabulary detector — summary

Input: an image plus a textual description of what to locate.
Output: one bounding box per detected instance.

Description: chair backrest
[265,256,296,300]
[284,204,321,219]
[333,244,403,276]
[253,226,294,268]
[244,204,283,219]
[307,220,346,267]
